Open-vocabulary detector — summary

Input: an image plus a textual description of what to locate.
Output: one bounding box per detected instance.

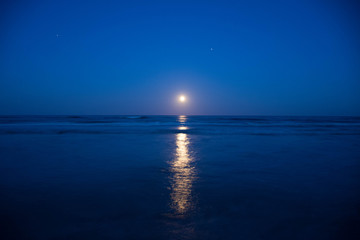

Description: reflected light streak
[178,115,187,123]
[169,132,196,215]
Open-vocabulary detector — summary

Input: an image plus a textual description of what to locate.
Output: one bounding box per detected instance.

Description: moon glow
[179,95,186,103]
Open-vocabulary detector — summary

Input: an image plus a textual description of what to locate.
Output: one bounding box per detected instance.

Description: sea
[0,115,359,239]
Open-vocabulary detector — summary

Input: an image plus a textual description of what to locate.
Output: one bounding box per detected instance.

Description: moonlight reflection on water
[169,116,196,216]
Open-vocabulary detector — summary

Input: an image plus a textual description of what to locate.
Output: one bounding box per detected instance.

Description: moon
[179,95,186,103]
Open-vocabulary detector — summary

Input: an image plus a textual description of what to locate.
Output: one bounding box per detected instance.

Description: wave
[0,116,359,136]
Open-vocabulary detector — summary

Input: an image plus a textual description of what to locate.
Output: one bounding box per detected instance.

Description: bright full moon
[179,95,186,103]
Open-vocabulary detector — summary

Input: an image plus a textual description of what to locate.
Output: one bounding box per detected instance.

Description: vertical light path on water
[169,115,197,217]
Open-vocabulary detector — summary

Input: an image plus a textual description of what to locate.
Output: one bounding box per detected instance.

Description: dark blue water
[0,116,359,239]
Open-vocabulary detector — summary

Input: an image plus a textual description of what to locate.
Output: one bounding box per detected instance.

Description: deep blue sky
[1,0,359,115]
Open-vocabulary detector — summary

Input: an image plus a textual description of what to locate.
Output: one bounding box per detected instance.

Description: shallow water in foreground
[0,116,359,239]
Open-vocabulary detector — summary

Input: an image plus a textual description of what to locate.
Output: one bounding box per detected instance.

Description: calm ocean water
[0,116,359,239]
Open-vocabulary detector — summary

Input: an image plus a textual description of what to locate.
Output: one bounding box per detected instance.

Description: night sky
[1,0,359,115]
